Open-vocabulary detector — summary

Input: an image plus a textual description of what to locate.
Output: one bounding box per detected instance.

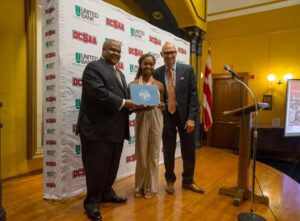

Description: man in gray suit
[76,39,137,221]
[153,43,205,195]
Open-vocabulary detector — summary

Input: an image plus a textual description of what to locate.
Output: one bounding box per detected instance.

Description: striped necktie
[111,66,123,86]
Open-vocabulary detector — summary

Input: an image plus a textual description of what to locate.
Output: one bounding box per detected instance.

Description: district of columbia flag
[203,49,213,131]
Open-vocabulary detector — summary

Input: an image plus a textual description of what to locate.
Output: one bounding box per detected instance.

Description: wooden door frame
[206,72,249,147]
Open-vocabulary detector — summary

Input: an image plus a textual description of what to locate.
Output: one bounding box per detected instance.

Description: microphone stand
[231,77,266,221]
[0,101,6,221]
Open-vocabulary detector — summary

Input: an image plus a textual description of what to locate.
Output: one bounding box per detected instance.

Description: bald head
[162,43,176,52]
[161,43,177,67]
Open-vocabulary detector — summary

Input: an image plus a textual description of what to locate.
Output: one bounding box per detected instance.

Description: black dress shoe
[182,183,205,194]
[85,207,102,221]
[102,195,127,203]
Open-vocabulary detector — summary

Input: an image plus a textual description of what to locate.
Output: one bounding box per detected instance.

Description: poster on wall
[284,79,300,137]
[42,0,190,200]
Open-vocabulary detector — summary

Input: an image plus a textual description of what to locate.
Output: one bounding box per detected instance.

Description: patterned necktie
[112,66,123,86]
[167,68,176,114]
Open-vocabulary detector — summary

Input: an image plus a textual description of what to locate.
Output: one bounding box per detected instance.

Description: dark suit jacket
[153,63,199,126]
[76,58,130,143]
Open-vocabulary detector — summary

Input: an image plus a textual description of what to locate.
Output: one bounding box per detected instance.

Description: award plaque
[129,84,160,106]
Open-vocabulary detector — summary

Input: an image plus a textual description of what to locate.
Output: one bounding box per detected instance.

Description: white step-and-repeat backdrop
[43,0,190,200]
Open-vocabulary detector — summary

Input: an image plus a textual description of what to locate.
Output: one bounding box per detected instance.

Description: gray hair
[102,39,121,50]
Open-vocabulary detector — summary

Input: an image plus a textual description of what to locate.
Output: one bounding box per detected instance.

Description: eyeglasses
[162,51,177,56]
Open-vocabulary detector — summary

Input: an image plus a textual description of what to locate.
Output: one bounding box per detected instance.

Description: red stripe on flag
[203,52,213,131]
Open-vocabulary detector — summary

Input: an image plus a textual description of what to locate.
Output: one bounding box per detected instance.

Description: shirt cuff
[119,99,125,110]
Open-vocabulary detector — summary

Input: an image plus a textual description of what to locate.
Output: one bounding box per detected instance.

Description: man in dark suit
[153,43,205,195]
[76,39,137,221]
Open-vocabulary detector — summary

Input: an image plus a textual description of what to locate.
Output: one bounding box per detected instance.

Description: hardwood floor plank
[3,147,299,220]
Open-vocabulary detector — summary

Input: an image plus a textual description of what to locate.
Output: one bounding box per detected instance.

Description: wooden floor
[3,147,300,221]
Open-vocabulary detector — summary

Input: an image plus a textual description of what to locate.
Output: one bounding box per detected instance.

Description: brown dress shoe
[182,183,205,194]
[165,182,174,194]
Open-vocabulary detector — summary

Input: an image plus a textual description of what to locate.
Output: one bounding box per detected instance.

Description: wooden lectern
[219,103,269,206]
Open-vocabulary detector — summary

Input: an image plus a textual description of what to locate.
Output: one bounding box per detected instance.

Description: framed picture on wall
[262,95,272,110]
[284,79,300,137]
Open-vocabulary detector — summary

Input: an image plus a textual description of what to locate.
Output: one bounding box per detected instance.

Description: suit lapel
[99,59,126,96]
[160,65,168,101]
[117,69,128,98]
[175,63,183,95]
[159,66,168,101]
[160,66,166,86]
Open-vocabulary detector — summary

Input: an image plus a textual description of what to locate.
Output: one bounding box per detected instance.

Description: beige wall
[0,0,42,179]
[202,5,300,126]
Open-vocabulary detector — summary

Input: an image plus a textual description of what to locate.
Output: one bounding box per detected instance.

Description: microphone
[224,65,239,78]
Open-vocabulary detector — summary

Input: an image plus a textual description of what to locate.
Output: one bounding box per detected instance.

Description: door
[208,73,248,149]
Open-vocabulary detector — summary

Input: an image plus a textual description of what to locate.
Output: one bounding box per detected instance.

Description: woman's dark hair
[135,53,156,80]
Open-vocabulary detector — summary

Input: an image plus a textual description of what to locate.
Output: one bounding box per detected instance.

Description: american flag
[203,50,213,131]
